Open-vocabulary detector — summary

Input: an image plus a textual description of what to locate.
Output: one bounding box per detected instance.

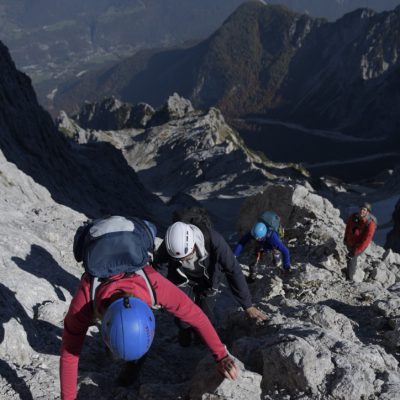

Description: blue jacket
[234,231,291,269]
[154,228,253,310]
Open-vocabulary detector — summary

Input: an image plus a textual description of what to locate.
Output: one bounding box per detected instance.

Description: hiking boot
[178,328,192,347]
[116,359,143,386]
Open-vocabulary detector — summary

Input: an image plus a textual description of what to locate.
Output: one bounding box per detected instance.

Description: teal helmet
[251,222,268,241]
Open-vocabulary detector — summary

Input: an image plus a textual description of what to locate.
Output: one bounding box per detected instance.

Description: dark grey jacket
[154,228,252,310]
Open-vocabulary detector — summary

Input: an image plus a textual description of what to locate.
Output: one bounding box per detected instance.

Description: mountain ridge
[51,2,400,145]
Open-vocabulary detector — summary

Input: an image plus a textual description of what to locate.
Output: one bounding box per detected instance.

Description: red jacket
[344,213,376,255]
[60,265,228,400]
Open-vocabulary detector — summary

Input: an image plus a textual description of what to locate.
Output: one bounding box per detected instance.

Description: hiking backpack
[258,211,285,238]
[73,216,157,307]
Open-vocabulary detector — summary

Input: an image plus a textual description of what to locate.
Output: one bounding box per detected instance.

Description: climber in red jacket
[60,216,238,400]
[344,202,376,281]
[60,266,238,400]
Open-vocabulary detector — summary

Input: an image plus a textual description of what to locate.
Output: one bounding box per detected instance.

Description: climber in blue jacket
[234,222,291,280]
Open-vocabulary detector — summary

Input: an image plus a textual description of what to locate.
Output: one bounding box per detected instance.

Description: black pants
[175,283,217,330]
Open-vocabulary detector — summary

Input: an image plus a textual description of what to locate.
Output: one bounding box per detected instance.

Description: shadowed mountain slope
[0,40,164,221]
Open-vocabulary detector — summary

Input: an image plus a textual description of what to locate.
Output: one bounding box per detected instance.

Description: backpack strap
[90,269,158,311]
[90,276,103,305]
[134,269,157,308]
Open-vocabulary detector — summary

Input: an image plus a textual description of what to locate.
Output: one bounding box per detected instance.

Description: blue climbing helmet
[101,296,155,361]
[251,222,268,241]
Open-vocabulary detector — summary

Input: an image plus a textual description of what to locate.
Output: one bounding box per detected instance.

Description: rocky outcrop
[212,184,400,399]
[57,95,309,234]
[73,97,135,130]
[132,102,156,128]
[151,93,194,124]
[72,97,156,130]
[59,95,309,197]
[72,94,193,131]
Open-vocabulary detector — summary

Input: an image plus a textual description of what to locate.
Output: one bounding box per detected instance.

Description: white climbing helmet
[165,222,195,259]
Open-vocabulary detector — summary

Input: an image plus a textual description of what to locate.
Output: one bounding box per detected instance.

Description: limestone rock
[154,93,194,122]
[132,102,155,128]
[382,248,400,266]
[262,334,334,394]
[371,263,396,288]
[189,356,262,400]
[300,304,357,341]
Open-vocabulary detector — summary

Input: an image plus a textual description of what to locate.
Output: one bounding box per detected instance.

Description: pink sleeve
[60,276,93,400]
[149,269,228,362]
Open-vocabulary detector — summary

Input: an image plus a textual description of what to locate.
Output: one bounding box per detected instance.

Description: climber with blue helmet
[234,220,291,281]
[251,222,268,240]
[60,216,238,400]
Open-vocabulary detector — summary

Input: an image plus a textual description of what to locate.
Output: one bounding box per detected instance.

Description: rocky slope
[57,94,309,234]
[230,184,400,399]
[52,2,400,145]
[1,160,400,398]
[0,148,83,399]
